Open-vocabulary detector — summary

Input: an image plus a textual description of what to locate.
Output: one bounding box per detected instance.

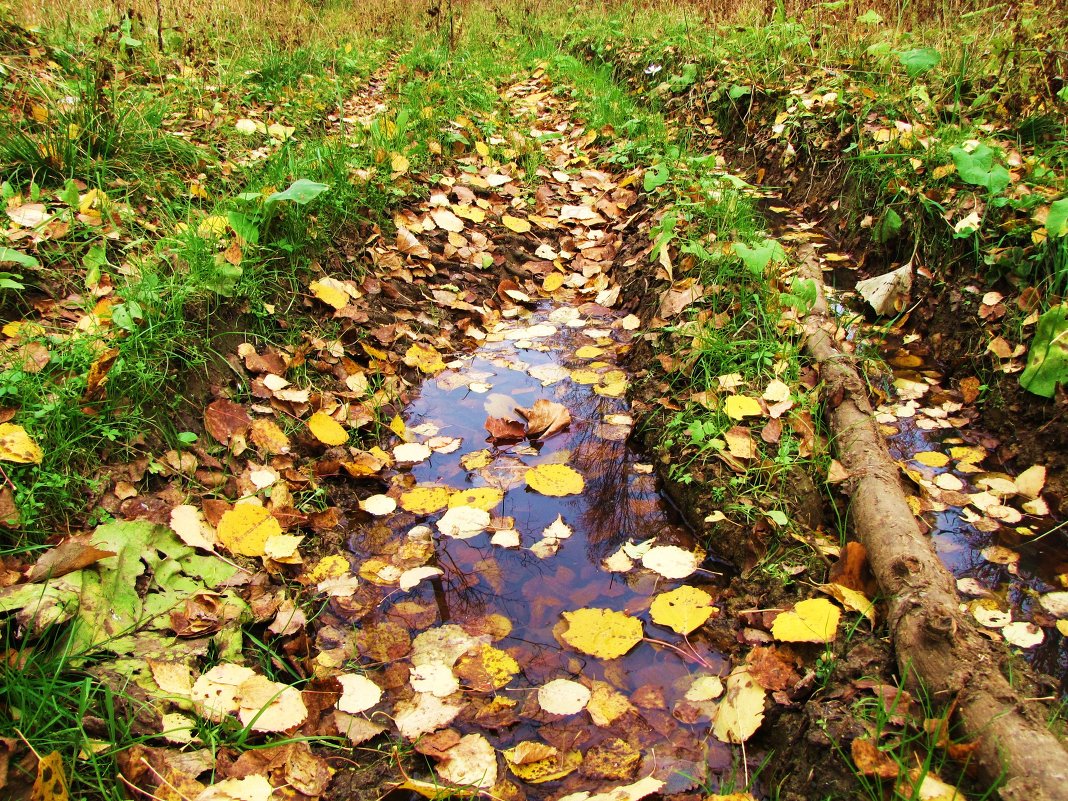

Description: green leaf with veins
[1020,304,1068,398]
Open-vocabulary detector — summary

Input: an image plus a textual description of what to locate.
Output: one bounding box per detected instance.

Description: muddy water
[343,301,735,793]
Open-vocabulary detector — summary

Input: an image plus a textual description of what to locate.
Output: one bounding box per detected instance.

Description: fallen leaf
[0,423,43,464]
[436,733,498,788]
[641,545,701,579]
[516,399,571,440]
[649,585,716,634]
[203,400,251,446]
[217,504,282,557]
[28,539,116,582]
[724,395,762,420]
[308,412,349,446]
[712,667,766,744]
[560,608,643,659]
[336,674,382,714]
[856,264,912,316]
[236,674,308,732]
[525,464,585,496]
[538,679,591,716]
[771,598,841,643]
[502,214,531,233]
[437,506,490,539]
[309,277,353,310]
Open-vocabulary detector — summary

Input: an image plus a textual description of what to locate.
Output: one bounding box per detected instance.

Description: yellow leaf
[403,343,447,375]
[771,597,841,643]
[197,215,230,238]
[504,747,582,784]
[391,153,410,174]
[303,554,349,584]
[575,345,605,359]
[460,449,493,470]
[560,607,643,659]
[649,585,716,634]
[217,504,282,557]
[821,583,876,624]
[389,416,408,439]
[526,464,585,496]
[399,486,452,515]
[949,445,986,464]
[308,412,348,446]
[475,141,490,157]
[542,273,566,292]
[502,214,531,233]
[0,423,43,464]
[448,487,504,511]
[570,368,600,385]
[913,451,950,468]
[309,277,351,310]
[712,667,766,744]
[31,751,69,801]
[724,395,763,420]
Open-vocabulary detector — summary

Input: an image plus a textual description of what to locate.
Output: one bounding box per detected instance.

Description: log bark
[797,245,1068,801]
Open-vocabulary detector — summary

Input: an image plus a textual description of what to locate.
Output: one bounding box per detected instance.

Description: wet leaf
[525,463,585,496]
[641,545,700,579]
[0,423,43,463]
[560,608,643,659]
[411,663,460,697]
[436,733,498,789]
[448,488,504,512]
[538,678,591,715]
[237,674,308,731]
[217,504,282,557]
[308,411,349,446]
[649,585,716,634]
[400,486,452,515]
[405,343,448,375]
[395,693,464,740]
[712,667,766,744]
[394,442,433,464]
[437,506,490,539]
[505,747,582,784]
[336,673,382,714]
[771,598,841,643]
[486,417,526,443]
[516,399,571,440]
[361,494,397,516]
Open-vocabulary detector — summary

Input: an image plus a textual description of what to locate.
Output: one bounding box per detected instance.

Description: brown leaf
[745,646,801,691]
[828,541,874,595]
[958,376,981,405]
[515,399,571,441]
[204,399,251,445]
[850,738,898,779]
[170,592,225,638]
[117,745,206,801]
[28,539,116,582]
[83,348,120,400]
[485,416,526,444]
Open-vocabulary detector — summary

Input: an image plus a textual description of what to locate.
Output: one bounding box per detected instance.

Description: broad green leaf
[643,163,669,192]
[227,211,259,245]
[857,9,883,24]
[1020,304,1068,398]
[0,247,39,268]
[950,144,1010,195]
[873,208,902,243]
[728,84,752,100]
[896,48,941,78]
[264,179,330,206]
[733,239,787,276]
[1046,197,1068,238]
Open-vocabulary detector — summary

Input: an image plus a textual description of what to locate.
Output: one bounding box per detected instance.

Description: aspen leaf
[217,504,282,556]
[649,585,716,634]
[543,273,566,292]
[525,463,585,496]
[502,214,531,233]
[32,752,69,801]
[641,545,700,579]
[236,675,308,732]
[914,451,950,468]
[538,679,591,715]
[309,277,352,310]
[771,598,841,643]
[448,487,504,512]
[400,486,452,515]
[361,494,397,516]
[308,412,348,446]
[712,667,766,744]
[504,747,582,783]
[399,566,443,591]
[437,506,490,539]
[821,583,876,624]
[724,395,762,420]
[560,608,643,659]
[336,674,382,714]
[0,422,43,463]
[394,442,432,464]
[391,153,410,174]
[410,663,459,697]
[404,343,447,375]
[431,208,464,232]
[436,733,498,789]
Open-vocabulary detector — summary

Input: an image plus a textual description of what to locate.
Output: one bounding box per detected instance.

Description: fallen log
[797,245,1068,801]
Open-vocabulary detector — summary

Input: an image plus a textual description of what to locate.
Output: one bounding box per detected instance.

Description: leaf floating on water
[771,598,841,643]
[504,746,583,784]
[399,566,444,591]
[394,442,433,465]
[1001,621,1044,649]
[649,585,716,634]
[394,693,463,740]
[361,494,397,516]
[525,463,585,496]
[410,663,460,697]
[448,487,504,512]
[711,667,766,744]
[516,399,571,440]
[560,608,643,659]
[538,678,591,716]
[400,486,452,515]
[641,545,701,579]
[485,416,526,444]
[404,343,448,375]
[437,506,490,539]
[557,775,665,801]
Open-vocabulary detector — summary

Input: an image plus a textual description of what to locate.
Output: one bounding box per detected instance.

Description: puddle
[761,200,1067,687]
[326,300,739,794]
